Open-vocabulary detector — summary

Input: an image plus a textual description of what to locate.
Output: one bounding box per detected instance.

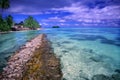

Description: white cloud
[7,0,120,26]
[8,5,24,13]
[7,5,43,15]
[42,16,66,22]
[41,23,49,26]
[52,2,120,26]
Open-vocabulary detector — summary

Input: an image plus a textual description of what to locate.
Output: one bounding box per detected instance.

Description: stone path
[0,34,62,80]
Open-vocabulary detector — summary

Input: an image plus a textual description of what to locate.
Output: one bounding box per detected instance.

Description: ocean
[0,28,120,80]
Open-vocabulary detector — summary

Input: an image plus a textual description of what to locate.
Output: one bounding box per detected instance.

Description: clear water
[0,30,40,71]
[0,28,120,80]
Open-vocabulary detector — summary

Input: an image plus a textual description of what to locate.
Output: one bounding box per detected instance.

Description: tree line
[0,15,13,31]
[0,0,40,32]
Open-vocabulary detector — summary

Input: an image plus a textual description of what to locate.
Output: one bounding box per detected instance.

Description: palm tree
[0,0,10,15]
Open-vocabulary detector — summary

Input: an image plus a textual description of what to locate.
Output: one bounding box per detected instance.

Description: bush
[6,15,13,29]
[24,16,40,29]
[0,16,9,31]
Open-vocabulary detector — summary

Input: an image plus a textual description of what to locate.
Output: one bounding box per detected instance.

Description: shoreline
[0,28,43,34]
[0,34,62,80]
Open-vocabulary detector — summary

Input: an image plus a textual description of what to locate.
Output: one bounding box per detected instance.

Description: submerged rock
[89,56,101,62]
[115,69,120,73]
[91,74,110,80]
[111,73,120,80]
[63,78,67,80]
[83,48,94,53]
[79,70,89,80]
[62,50,68,53]
[22,34,62,80]
[91,74,120,80]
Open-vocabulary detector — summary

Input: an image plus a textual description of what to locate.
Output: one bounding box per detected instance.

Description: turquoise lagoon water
[0,30,40,71]
[0,28,120,79]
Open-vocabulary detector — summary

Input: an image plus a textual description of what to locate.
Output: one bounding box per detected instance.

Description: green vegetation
[0,0,12,32]
[14,21,24,27]
[6,15,13,28]
[52,26,60,28]
[0,15,13,31]
[19,21,24,25]
[0,0,40,32]
[24,16,40,29]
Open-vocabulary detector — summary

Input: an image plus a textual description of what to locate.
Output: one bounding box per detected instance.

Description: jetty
[0,34,62,80]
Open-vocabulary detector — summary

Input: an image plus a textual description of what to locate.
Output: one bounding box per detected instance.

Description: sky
[2,0,120,27]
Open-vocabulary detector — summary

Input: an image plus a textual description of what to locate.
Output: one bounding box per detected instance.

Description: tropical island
[52,26,60,28]
[12,16,41,31]
[0,15,41,33]
[0,0,40,33]
[0,0,120,80]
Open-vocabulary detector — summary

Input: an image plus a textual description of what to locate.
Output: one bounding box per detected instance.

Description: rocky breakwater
[0,34,62,80]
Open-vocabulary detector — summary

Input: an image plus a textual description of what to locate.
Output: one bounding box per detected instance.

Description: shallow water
[0,30,40,71]
[0,28,120,80]
[46,28,120,80]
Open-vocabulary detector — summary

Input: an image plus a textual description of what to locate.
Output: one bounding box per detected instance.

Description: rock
[16,73,20,77]
[79,70,89,80]
[55,74,61,78]
[8,74,12,78]
[62,50,68,53]
[1,34,47,79]
[79,77,89,80]
[83,48,94,53]
[115,69,120,73]
[89,57,101,62]
[91,74,111,80]
[1,34,62,80]
[21,34,62,80]
[63,78,67,80]
[4,56,10,61]
[111,73,120,80]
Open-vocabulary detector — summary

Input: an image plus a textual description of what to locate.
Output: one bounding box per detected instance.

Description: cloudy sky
[3,0,120,27]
